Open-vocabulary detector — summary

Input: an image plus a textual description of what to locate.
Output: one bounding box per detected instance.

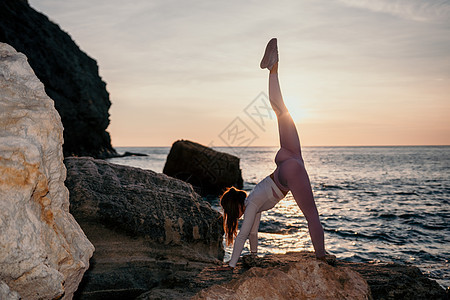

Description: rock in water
[0,0,116,158]
[64,157,224,298]
[0,43,94,299]
[163,140,243,196]
[341,261,448,300]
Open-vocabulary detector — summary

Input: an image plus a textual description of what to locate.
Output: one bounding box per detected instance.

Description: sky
[28,0,450,147]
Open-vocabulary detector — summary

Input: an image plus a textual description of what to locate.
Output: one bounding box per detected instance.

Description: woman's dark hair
[220,187,247,246]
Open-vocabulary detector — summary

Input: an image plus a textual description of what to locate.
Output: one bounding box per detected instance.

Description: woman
[219,38,326,270]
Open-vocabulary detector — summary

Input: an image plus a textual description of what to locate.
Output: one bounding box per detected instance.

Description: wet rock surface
[163,140,243,196]
[340,260,448,300]
[0,0,116,158]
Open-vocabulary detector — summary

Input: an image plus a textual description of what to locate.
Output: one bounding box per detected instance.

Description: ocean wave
[394,191,420,196]
[398,213,424,219]
[324,227,410,245]
[259,223,298,235]
[377,213,397,220]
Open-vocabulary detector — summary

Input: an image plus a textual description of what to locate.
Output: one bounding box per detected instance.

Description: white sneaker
[260,38,278,70]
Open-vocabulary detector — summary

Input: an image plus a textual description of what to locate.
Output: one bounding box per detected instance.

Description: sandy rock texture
[0,281,20,300]
[193,252,371,300]
[0,43,94,299]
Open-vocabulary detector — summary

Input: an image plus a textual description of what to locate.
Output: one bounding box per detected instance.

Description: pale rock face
[0,281,20,300]
[0,43,95,299]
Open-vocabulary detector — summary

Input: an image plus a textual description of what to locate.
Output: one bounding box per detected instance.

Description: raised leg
[268,62,325,258]
[269,65,302,158]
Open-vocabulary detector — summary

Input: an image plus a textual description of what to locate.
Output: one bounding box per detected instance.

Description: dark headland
[0,0,116,158]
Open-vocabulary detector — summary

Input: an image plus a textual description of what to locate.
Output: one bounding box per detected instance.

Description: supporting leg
[284,159,326,258]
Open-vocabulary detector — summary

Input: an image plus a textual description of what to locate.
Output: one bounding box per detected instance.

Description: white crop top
[228,176,285,267]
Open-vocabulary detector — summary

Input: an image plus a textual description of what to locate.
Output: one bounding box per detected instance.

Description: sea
[108,146,450,289]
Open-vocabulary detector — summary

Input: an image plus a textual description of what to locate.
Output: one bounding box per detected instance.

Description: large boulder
[0,43,94,299]
[64,157,224,298]
[193,252,371,300]
[0,0,116,158]
[163,140,243,196]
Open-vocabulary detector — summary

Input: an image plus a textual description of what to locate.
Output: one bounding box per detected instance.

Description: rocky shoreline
[64,157,447,300]
[96,250,447,299]
[0,9,447,299]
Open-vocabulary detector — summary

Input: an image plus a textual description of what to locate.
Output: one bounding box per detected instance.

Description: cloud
[337,0,450,23]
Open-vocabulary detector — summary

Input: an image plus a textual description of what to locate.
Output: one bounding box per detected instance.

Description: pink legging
[269,73,326,258]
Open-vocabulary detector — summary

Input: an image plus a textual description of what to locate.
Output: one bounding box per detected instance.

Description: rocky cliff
[64,157,224,299]
[0,42,94,299]
[0,0,116,158]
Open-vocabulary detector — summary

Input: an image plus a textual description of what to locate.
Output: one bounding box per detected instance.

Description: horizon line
[112,144,450,148]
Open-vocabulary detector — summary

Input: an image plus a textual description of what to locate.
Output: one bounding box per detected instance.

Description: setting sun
[283,96,313,123]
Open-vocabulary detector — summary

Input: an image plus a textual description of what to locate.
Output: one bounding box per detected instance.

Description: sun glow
[284,96,312,123]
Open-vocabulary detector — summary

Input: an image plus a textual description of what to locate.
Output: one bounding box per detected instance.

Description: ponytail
[220,187,247,246]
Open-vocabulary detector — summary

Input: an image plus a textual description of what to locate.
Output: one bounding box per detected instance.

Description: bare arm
[249,212,261,253]
[228,203,259,267]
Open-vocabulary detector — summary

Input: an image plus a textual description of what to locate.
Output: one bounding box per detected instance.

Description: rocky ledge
[139,252,447,300]
[64,157,224,299]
